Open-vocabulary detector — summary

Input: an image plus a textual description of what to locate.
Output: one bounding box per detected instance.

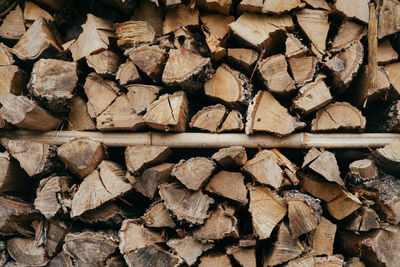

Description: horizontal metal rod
[0,130,399,149]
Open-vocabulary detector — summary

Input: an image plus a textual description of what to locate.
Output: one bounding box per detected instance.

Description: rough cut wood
[206,171,248,205]
[134,163,174,199]
[86,50,122,77]
[304,149,344,185]
[167,235,212,265]
[246,91,305,135]
[0,65,28,100]
[345,257,366,267]
[162,5,199,34]
[190,105,227,133]
[198,0,232,14]
[309,216,336,256]
[126,84,160,115]
[67,96,96,131]
[159,183,214,224]
[0,43,14,65]
[199,253,231,267]
[384,62,400,96]
[226,245,256,267]
[124,245,181,267]
[0,152,28,193]
[34,176,73,219]
[380,100,400,132]
[79,201,128,226]
[311,102,366,132]
[70,161,132,217]
[116,60,141,87]
[193,202,238,240]
[238,0,263,13]
[293,74,332,115]
[12,17,61,60]
[7,238,49,266]
[345,206,380,232]
[70,14,115,62]
[330,20,366,51]
[142,200,176,228]
[263,222,303,266]
[2,139,58,177]
[23,1,53,23]
[258,54,296,95]
[172,157,216,190]
[377,0,400,39]
[248,186,287,239]
[131,0,162,36]
[44,221,72,257]
[372,139,400,176]
[288,56,317,87]
[127,45,167,82]
[205,64,252,107]
[28,59,78,113]
[227,48,259,72]
[327,190,362,220]
[211,146,247,167]
[348,159,378,183]
[114,21,155,50]
[162,48,212,92]
[285,33,307,58]
[378,40,398,65]
[314,255,344,267]
[298,171,342,202]
[286,254,315,267]
[173,26,205,55]
[0,5,25,41]
[262,0,304,14]
[303,0,330,10]
[219,110,244,133]
[334,0,369,24]
[144,91,188,132]
[57,138,105,178]
[125,146,171,174]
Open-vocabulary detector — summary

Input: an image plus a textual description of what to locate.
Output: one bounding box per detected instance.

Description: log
[0,4,24,41]
[83,73,118,118]
[286,254,315,267]
[199,253,232,267]
[116,60,141,87]
[293,74,332,115]
[28,59,78,113]
[327,190,362,220]
[70,161,132,217]
[262,0,305,14]
[227,48,258,73]
[142,200,176,228]
[258,54,295,95]
[330,20,366,52]
[345,257,366,267]
[159,183,214,224]
[11,17,61,60]
[206,171,248,205]
[248,186,286,239]
[378,40,398,65]
[86,50,122,77]
[162,4,199,34]
[0,65,28,99]
[126,45,167,82]
[126,84,160,115]
[79,201,129,227]
[303,0,330,10]
[23,1,53,23]
[1,139,58,177]
[124,245,181,267]
[0,42,14,65]
[219,110,244,133]
[172,26,206,55]
[288,56,317,87]
[380,100,400,132]
[246,91,305,135]
[309,216,336,256]
[7,238,49,266]
[172,157,216,191]
[298,171,342,202]
[167,236,212,265]
[34,176,73,219]
[0,152,29,193]
[377,0,400,39]
[384,62,400,96]
[193,202,238,240]
[43,220,72,257]
[125,146,171,174]
[198,0,232,14]
[162,48,212,92]
[204,63,253,107]
[226,245,256,267]
[311,102,366,132]
[48,251,72,267]
[270,148,299,185]
[348,159,378,183]
[134,163,174,199]
[67,96,96,131]
[334,0,369,24]
[345,206,380,232]
[238,0,263,13]
[131,0,163,36]
[69,14,115,62]
[190,104,227,133]
[143,91,188,132]
[285,33,307,58]
[57,137,105,178]
[114,21,155,50]
[211,146,247,167]
[372,139,400,176]
[314,255,344,267]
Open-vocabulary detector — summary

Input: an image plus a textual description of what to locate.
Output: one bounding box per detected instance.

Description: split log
[114,21,155,50]
[190,105,227,133]
[86,50,122,77]
[199,253,231,267]
[7,238,49,266]
[23,1,53,23]
[124,245,181,267]
[83,73,118,118]
[298,171,342,202]
[2,139,58,177]
[248,186,287,239]
[245,90,305,135]
[384,62,400,96]
[311,102,366,132]
[162,5,199,34]
[142,200,176,228]
[125,146,171,174]
[70,14,115,62]
[116,60,141,87]
[198,0,232,14]
[219,110,244,133]
[63,231,118,266]
[378,40,398,65]
[377,0,400,39]
[173,26,206,55]
[314,255,344,267]
[238,0,263,13]
[34,176,73,219]
[0,43,14,65]
[162,48,212,92]
[263,222,303,266]
[126,84,160,115]
[243,150,284,189]
[79,201,129,227]
[28,59,78,113]
[193,202,238,240]
[0,65,28,99]
[159,183,214,224]
[167,236,212,265]
[131,0,163,36]
[345,206,380,232]
[372,139,400,176]
[0,152,29,193]
[288,56,317,87]
[325,41,364,91]
[379,100,400,132]
[345,257,366,267]
[327,190,362,220]
[134,163,174,199]
[11,17,62,60]
[67,96,96,131]
[226,245,256,267]
[285,33,307,58]
[286,254,315,267]
[70,161,132,217]
[330,20,366,52]
[262,0,305,14]
[303,0,330,10]
[293,74,332,115]
[229,12,293,51]
[171,157,216,190]
[126,45,167,81]
[258,54,295,95]
[227,48,258,72]
[96,94,145,131]
[211,146,247,168]
[42,220,72,257]
[204,64,253,107]
[0,5,25,41]
[348,159,378,183]
[334,0,369,24]
[57,138,105,178]
[144,91,188,132]
[206,171,248,205]
[270,148,299,185]
[309,216,336,256]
